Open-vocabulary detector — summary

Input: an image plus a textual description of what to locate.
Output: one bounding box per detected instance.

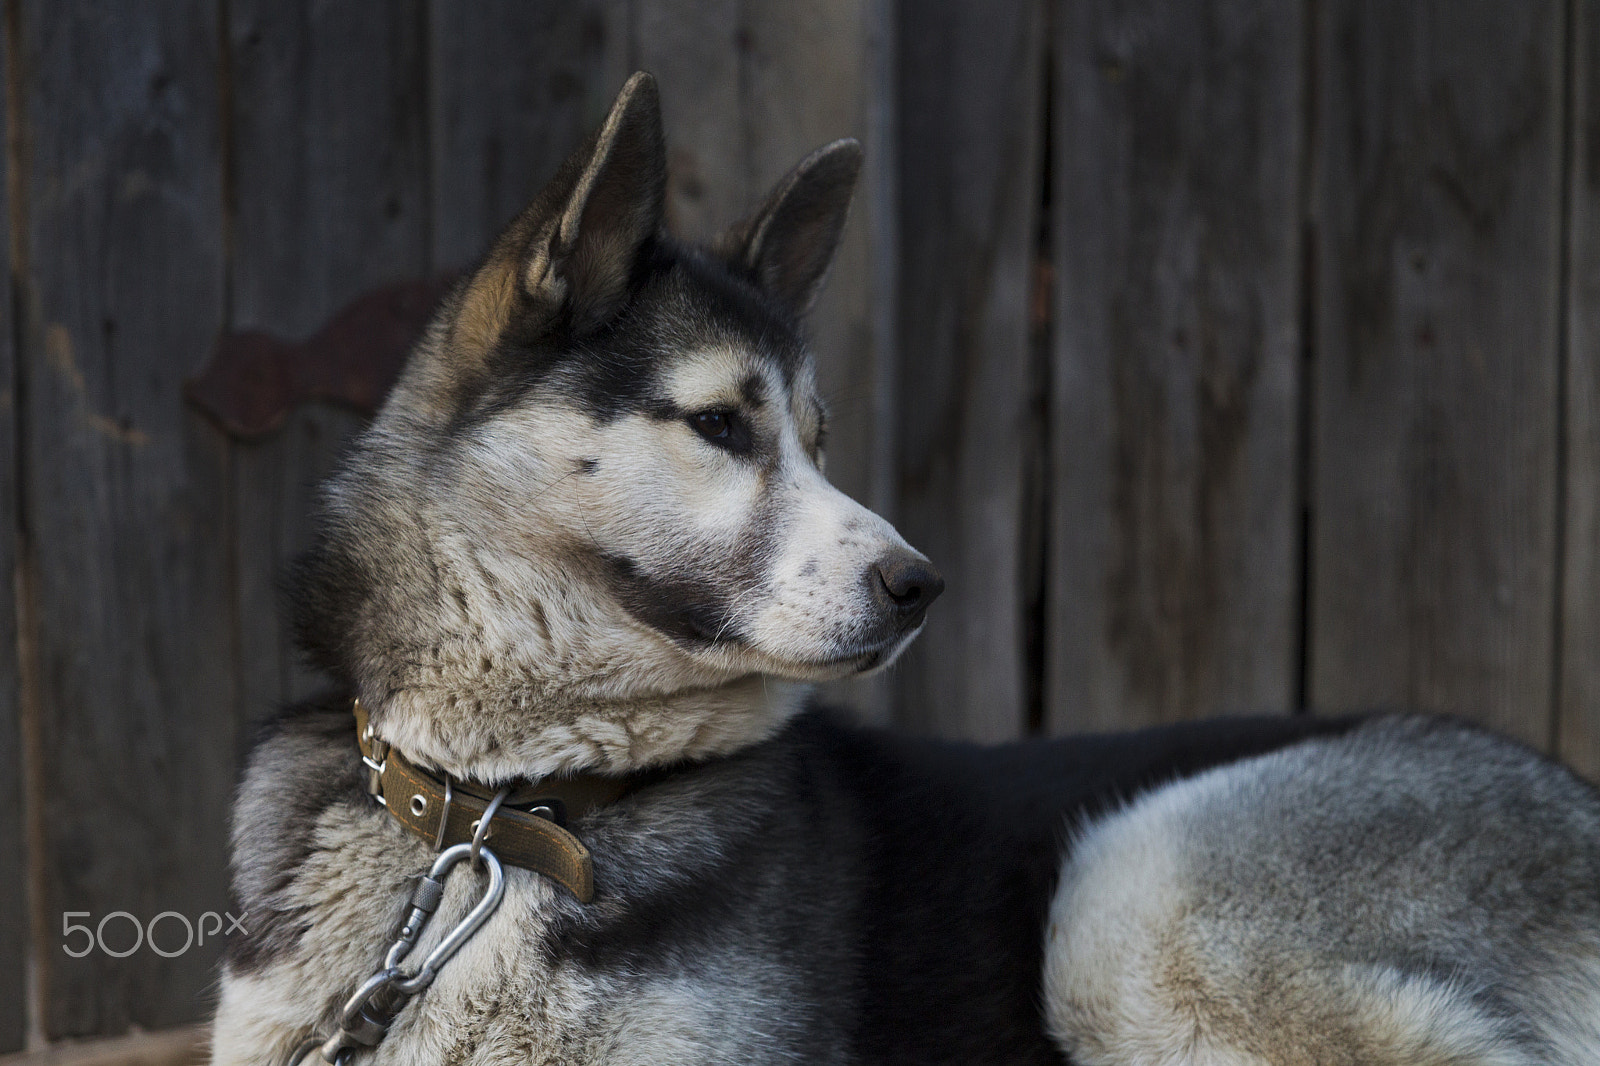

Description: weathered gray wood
[1561,0,1600,779]
[428,2,613,272]
[227,0,429,726]
[1310,0,1564,745]
[0,12,25,1051]
[630,0,749,240]
[17,0,235,1034]
[1046,0,1303,734]
[891,0,1042,741]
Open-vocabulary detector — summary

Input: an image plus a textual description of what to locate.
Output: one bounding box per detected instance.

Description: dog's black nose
[873,554,945,625]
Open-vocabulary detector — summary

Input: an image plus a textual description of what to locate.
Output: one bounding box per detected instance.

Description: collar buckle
[360,721,389,801]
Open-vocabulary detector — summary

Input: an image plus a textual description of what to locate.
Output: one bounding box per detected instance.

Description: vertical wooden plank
[0,4,25,1050]
[861,0,899,531]
[428,2,612,273]
[227,0,428,727]
[1311,0,1563,746]
[632,0,749,240]
[631,0,893,718]
[1047,0,1304,733]
[741,0,886,514]
[17,0,234,1034]
[630,0,887,509]
[1561,0,1600,777]
[892,0,1042,741]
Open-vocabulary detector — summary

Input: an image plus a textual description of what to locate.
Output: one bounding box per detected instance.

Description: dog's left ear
[443,73,665,381]
[718,139,862,317]
[524,71,667,333]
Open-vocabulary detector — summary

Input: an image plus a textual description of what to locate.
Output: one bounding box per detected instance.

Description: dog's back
[1046,717,1600,1066]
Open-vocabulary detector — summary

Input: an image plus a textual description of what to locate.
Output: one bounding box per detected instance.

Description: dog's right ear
[449,73,665,363]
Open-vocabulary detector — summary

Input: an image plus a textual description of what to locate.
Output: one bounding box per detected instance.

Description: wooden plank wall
[0,7,22,1049]
[910,0,1587,757]
[15,0,236,1037]
[893,0,1044,741]
[1564,0,1600,780]
[1047,0,1304,733]
[2,0,1599,1047]
[1308,0,1565,749]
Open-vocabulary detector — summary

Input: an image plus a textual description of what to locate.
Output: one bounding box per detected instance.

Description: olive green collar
[355,699,659,902]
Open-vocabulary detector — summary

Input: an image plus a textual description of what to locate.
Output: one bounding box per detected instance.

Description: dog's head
[293,73,942,777]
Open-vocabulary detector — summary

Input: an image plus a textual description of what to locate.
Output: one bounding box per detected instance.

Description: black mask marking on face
[601,552,750,649]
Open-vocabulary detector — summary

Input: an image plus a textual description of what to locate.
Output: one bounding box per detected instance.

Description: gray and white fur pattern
[1047,717,1600,1066]
[211,72,1600,1065]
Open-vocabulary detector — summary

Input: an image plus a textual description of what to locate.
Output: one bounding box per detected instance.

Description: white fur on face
[449,346,925,684]
[651,348,925,678]
[737,417,922,678]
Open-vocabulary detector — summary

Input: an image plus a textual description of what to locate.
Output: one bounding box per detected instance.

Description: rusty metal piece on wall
[186,275,459,439]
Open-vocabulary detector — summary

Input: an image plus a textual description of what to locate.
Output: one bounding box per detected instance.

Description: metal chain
[284,839,507,1065]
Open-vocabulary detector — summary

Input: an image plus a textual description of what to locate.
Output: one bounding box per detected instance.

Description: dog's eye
[691,411,733,442]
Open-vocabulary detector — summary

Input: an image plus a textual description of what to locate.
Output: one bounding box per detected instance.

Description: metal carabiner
[285,841,507,1065]
[387,841,505,996]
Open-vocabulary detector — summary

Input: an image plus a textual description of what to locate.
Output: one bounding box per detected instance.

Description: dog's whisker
[708,577,768,645]
[527,466,583,505]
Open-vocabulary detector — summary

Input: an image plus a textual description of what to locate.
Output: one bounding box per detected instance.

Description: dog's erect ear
[718,139,862,317]
[524,71,666,331]
[448,72,665,367]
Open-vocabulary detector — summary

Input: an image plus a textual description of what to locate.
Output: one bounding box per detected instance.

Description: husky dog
[211,73,1600,1065]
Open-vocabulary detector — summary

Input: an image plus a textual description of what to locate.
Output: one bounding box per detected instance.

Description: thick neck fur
[377,673,808,783]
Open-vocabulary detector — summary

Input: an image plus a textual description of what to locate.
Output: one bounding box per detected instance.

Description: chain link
[284,841,507,1065]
